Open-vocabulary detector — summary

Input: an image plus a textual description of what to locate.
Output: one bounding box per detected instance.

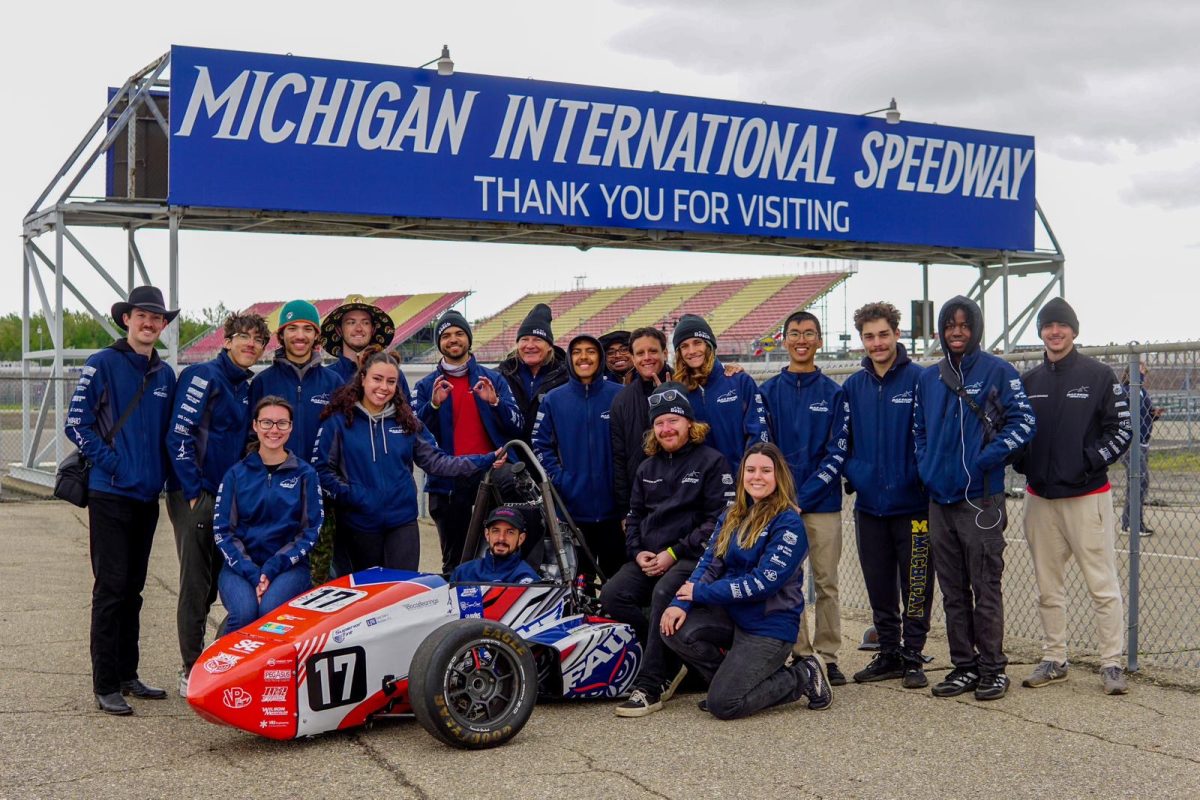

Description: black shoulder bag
[55,376,150,507]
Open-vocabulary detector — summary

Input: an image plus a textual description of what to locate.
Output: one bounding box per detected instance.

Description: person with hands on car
[603,382,734,718]
[450,507,540,584]
[313,347,505,572]
[213,396,322,634]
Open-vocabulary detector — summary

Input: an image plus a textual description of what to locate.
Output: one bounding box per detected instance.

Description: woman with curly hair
[312,347,504,572]
[662,442,831,719]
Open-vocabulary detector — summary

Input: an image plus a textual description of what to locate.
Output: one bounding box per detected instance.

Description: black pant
[855,509,934,656]
[429,478,482,574]
[345,521,421,571]
[663,605,798,720]
[929,495,1008,674]
[88,491,159,694]
[598,558,694,691]
[166,490,221,671]
[576,519,627,580]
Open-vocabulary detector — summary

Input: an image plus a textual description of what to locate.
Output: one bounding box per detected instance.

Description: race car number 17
[288,587,368,613]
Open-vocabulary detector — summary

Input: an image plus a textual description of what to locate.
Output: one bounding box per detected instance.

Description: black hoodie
[497,345,570,443]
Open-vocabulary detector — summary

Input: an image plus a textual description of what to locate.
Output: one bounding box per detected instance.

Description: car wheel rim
[442,638,522,727]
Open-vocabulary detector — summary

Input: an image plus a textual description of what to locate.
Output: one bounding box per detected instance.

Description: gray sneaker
[178,668,190,698]
[1022,660,1069,689]
[1101,666,1128,695]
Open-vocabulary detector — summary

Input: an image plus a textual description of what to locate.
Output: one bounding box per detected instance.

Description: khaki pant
[792,511,842,665]
[1024,491,1124,668]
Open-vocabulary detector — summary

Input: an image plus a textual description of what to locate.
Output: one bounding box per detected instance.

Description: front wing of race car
[188,569,641,741]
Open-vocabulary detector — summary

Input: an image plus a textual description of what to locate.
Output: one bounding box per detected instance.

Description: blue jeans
[218,565,312,633]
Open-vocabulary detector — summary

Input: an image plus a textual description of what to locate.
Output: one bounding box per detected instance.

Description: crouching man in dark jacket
[601,383,733,718]
[914,296,1034,702]
[451,507,540,584]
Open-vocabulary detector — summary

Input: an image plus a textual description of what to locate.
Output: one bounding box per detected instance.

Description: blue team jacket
[685,361,770,473]
[914,297,1035,504]
[413,356,524,495]
[166,350,254,501]
[212,451,323,583]
[532,374,622,523]
[248,350,344,462]
[759,367,849,513]
[842,345,928,517]
[451,551,539,584]
[673,509,808,642]
[66,340,176,502]
[312,404,495,533]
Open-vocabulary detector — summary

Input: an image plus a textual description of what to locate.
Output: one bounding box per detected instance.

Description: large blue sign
[168,45,1036,251]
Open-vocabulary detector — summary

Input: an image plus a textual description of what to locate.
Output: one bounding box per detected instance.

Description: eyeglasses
[648,389,684,406]
[785,330,820,341]
[255,419,292,430]
[230,332,269,348]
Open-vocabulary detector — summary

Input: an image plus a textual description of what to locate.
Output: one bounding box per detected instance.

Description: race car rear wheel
[409,619,537,749]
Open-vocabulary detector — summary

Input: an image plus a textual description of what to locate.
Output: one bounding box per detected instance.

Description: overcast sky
[3,0,1196,347]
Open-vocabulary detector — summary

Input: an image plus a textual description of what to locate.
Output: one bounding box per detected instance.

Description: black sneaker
[902,665,929,689]
[802,656,833,710]
[853,652,906,683]
[614,687,662,718]
[697,698,709,713]
[974,672,1010,701]
[931,668,980,697]
[825,662,847,686]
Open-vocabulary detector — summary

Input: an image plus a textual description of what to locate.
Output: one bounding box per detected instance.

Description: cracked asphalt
[2,498,1199,799]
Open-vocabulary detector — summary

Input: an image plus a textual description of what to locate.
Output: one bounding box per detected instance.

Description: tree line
[0,306,228,361]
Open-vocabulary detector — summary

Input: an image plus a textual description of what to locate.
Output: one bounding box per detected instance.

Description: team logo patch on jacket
[681,470,701,485]
[717,390,738,404]
[1066,385,1091,399]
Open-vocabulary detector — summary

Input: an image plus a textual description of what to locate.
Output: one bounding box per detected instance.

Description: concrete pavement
[2,498,1198,799]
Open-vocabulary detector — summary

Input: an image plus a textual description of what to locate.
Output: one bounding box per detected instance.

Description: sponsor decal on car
[222,687,252,709]
[203,652,242,674]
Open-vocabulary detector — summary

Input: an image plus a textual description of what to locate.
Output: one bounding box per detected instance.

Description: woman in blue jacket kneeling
[662,442,832,719]
[313,348,503,572]
[213,396,323,632]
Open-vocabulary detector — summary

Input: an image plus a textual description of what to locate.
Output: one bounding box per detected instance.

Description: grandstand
[463,271,851,362]
[180,291,469,364]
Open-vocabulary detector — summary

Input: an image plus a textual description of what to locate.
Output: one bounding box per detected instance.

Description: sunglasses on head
[648,389,683,407]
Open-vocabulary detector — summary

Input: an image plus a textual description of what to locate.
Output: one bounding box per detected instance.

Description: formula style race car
[188,441,641,749]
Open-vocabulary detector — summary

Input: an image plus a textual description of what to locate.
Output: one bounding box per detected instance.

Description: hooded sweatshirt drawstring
[356,402,395,462]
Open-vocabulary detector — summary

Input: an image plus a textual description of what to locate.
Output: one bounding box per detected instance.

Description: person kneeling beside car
[451,507,539,584]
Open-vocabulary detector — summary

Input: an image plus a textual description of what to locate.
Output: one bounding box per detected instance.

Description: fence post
[1126,347,1142,672]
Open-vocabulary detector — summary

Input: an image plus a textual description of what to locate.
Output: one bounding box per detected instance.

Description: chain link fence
[751,342,1198,674]
[3,345,1199,673]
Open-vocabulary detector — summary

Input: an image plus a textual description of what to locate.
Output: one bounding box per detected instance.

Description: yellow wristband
[667,547,677,561]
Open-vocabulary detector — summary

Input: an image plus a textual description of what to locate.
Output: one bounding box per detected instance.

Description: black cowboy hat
[319,295,396,355]
[111,285,180,331]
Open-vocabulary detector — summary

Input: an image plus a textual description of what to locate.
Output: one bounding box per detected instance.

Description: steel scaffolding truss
[16,49,1065,483]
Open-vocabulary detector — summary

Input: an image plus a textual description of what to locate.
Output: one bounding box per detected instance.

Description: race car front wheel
[409,619,537,749]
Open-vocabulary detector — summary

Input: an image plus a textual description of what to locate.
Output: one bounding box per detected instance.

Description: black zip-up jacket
[624,441,733,560]
[1020,347,1133,498]
[497,346,569,444]
[609,367,673,515]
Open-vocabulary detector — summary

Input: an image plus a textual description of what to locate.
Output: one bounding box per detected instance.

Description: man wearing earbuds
[913,296,1035,701]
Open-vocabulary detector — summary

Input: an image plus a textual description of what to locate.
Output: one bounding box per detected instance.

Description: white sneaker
[178,668,189,698]
[660,665,688,703]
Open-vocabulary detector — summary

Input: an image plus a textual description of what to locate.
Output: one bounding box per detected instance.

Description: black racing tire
[409,619,538,749]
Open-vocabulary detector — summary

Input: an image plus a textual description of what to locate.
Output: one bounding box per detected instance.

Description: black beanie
[517,303,554,346]
[1037,297,1079,335]
[647,381,695,423]
[672,314,716,351]
[435,310,473,352]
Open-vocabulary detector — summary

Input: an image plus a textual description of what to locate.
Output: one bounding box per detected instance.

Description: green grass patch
[1149,450,1200,472]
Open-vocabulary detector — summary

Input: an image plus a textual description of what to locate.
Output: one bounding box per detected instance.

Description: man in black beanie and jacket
[1018,297,1133,695]
[413,309,524,572]
[498,302,569,444]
